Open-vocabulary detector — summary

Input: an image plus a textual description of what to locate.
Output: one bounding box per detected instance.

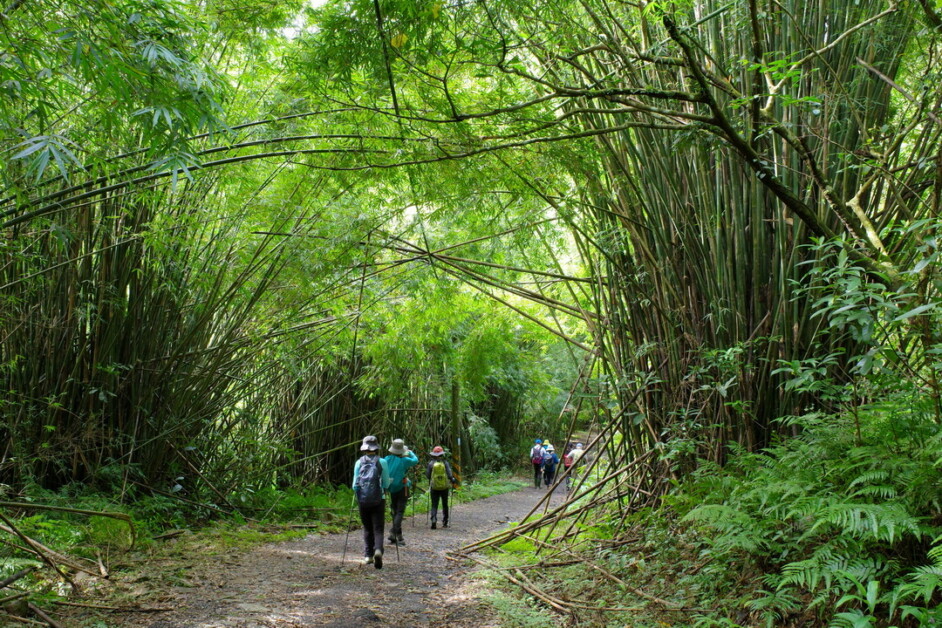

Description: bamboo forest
[2,0,942,625]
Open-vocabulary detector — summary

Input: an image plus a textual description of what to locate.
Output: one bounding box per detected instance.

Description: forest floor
[63,479,566,627]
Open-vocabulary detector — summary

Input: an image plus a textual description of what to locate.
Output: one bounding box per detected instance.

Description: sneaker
[373,549,383,569]
[431,522,437,530]
[362,555,374,565]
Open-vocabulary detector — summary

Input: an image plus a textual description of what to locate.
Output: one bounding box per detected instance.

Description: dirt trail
[84,483,566,627]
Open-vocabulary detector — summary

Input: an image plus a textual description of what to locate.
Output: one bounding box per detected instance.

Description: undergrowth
[672,391,942,627]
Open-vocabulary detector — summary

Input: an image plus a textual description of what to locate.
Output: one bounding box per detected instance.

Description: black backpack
[356,455,384,506]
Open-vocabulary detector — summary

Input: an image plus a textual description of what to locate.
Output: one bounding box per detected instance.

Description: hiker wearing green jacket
[384,438,418,546]
[426,446,457,529]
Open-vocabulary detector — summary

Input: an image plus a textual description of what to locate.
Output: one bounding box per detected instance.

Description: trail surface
[83,483,565,627]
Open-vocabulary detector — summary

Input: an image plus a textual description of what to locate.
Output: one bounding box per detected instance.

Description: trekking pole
[340,493,356,565]
[450,484,456,527]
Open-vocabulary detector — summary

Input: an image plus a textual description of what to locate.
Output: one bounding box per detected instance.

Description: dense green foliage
[3,0,942,623]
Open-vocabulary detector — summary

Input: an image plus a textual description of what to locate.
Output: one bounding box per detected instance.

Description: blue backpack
[356,455,384,506]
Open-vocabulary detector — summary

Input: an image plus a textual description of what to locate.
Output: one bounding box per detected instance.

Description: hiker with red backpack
[352,435,391,568]
[529,439,545,488]
[426,446,457,529]
[384,438,418,547]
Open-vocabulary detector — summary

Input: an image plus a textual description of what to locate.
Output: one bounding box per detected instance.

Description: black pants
[543,465,556,486]
[359,501,385,556]
[430,488,449,525]
[532,462,542,487]
[388,489,407,539]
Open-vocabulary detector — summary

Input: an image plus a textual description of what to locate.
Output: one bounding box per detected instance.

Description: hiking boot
[388,535,398,545]
[373,549,383,569]
[442,522,448,528]
[431,522,437,530]
[362,555,374,565]
[396,536,405,545]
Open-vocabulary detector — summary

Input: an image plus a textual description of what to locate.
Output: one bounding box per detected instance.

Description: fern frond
[849,485,897,500]
[810,502,920,543]
[848,470,890,488]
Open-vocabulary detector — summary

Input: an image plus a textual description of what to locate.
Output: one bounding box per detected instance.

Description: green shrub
[679,400,942,625]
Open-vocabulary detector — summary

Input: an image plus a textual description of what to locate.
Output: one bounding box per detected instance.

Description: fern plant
[680,400,942,624]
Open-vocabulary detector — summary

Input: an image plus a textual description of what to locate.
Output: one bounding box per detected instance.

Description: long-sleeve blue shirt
[383,450,419,493]
[352,454,391,495]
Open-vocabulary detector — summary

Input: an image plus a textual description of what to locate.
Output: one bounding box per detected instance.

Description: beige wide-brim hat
[388,439,408,455]
[360,435,380,451]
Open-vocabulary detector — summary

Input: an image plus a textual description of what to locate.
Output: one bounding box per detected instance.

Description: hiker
[426,446,456,529]
[542,442,559,488]
[529,438,545,488]
[384,438,418,546]
[564,442,585,491]
[352,435,391,568]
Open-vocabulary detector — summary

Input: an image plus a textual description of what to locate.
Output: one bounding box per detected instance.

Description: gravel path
[83,482,567,627]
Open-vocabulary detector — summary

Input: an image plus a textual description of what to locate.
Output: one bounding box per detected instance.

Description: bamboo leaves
[8,135,84,183]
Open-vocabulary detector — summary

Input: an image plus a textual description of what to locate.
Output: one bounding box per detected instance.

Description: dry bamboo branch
[0,566,36,589]
[0,591,29,605]
[0,513,79,587]
[3,613,46,626]
[0,532,97,578]
[0,503,135,549]
[27,603,64,628]
[51,600,172,613]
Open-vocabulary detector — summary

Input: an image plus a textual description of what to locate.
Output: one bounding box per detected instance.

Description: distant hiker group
[350,435,458,569]
[529,438,585,490]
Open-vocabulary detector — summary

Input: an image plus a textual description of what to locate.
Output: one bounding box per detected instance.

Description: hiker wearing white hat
[384,438,418,546]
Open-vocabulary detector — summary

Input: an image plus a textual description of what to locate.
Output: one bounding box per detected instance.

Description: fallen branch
[151,529,187,540]
[27,602,64,628]
[51,600,172,613]
[2,613,46,625]
[0,512,77,589]
[455,551,704,614]
[0,566,36,589]
[0,591,29,605]
[0,527,98,577]
[0,503,135,549]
